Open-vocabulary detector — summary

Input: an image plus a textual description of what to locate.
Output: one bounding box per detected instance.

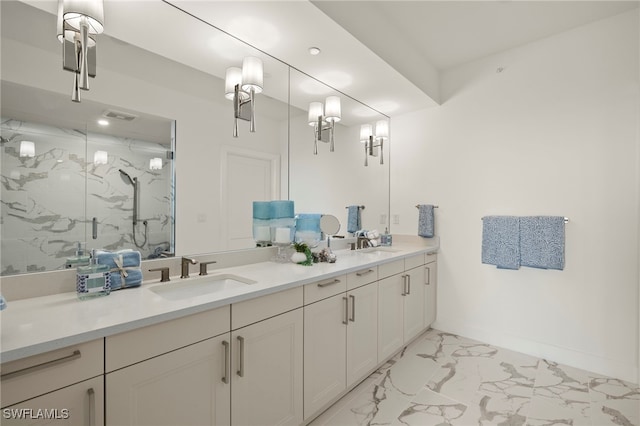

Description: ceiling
[18,0,639,118]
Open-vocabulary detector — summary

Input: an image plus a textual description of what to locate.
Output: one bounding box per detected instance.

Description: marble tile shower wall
[1,118,173,275]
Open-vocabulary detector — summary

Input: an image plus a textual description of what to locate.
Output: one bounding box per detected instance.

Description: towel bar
[415,205,439,208]
[345,205,365,210]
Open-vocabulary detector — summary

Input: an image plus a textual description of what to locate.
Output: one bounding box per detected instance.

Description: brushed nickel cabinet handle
[349,295,356,322]
[88,388,95,426]
[222,340,230,384]
[1,350,81,380]
[425,266,431,285]
[355,269,374,277]
[342,297,349,325]
[401,275,407,296]
[237,336,245,377]
[317,278,341,288]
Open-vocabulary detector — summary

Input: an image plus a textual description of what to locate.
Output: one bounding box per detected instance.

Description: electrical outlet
[197,213,207,223]
[380,214,387,224]
[393,214,400,224]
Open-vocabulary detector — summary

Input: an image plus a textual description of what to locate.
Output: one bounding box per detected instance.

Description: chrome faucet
[180,256,198,279]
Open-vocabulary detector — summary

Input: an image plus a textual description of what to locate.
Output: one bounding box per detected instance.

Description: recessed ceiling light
[308,47,321,56]
[97,119,109,126]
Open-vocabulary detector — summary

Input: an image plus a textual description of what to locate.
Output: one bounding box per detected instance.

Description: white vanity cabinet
[377,256,425,361]
[303,270,378,420]
[230,287,304,426]
[105,307,231,426]
[424,253,438,328]
[1,339,104,426]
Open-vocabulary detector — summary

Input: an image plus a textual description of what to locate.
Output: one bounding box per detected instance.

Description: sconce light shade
[150,157,163,170]
[19,141,35,158]
[375,120,389,140]
[93,150,108,165]
[57,0,96,45]
[360,124,373,143]
[62,0,105,34]
[241,57,263,94]
[308,102,324,126]
[324,96,341,123]
[225,67,247,100]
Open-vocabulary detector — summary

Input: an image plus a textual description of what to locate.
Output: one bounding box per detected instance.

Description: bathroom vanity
[0,240,437,425]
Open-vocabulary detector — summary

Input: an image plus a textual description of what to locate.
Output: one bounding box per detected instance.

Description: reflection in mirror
[1,82,175,275]
[289,69,390,235]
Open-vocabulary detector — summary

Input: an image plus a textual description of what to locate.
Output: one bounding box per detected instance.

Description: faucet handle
[149,267,170,282]
[199,261,217,276]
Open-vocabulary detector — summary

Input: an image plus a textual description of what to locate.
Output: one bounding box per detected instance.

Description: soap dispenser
[76,249,111,300]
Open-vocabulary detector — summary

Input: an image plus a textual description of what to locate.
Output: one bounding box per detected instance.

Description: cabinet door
[404,267,425,342]
[377,274,404,361]
[346,282,378,387]
[106,334,231,426]
[231,308,303,426]
[424,261,438,328]
[304,294,347,418]
[2,376,103,426]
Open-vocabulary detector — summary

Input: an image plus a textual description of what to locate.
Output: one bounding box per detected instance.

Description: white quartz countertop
[0,242,437,363]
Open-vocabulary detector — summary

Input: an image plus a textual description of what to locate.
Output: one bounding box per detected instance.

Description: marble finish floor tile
[308,329,639,426]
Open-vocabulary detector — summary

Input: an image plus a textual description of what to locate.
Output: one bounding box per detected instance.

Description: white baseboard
[432,319,639,385]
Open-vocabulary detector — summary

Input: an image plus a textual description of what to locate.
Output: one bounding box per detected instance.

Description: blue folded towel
[520,216,565,270]
[347,206,361,233]
[481,216,520,270]
[109,268,143,289]
[417,204,435,238]
[0,294,6,311]
[95,249,142,289]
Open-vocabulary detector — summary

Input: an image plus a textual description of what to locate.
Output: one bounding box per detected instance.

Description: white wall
[390,10,639,382]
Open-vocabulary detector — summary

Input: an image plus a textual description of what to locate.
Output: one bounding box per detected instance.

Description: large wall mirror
[0,0,389,277]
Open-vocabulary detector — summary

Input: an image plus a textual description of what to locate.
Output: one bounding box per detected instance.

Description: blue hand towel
[347,206,361,233]
[481,216,520,270]
[95,249,143,289]
[417,204,435,238]
[0,294,6,311]
[108,268,143,289]
[520,216,565,270]
[96,249,141,268]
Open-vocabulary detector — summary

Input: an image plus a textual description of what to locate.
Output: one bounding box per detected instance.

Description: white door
[221,147,280,250]
[346,282,378,387]
[304,293,347,418]
[231,309,303,426]
[106,335,231,426]
[404,267,425,342]
[377,275,404,361]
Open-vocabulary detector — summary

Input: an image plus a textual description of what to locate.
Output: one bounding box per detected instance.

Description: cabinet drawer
[404,254,425,270]
[346,267,378,291]
[106,306,230,372]
[232,286,303,330]
[378,259,404,279]
[1,339,103,408]
[425,252,437,265]
[304,274,347,304]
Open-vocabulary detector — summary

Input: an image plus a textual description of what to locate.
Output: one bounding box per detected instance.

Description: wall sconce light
[19,141,35,158]
[93,150,108,165]
[360,120,388,166]
[308,95,341,154]
[149,157,163,170]
[224,56,264,137]
[58,0,104,103]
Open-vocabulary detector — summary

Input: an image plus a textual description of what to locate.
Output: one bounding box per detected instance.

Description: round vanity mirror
[320,214,340,236]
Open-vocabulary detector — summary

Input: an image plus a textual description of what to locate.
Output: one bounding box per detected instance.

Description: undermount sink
[359,247,400,254]
[150,274,256,300]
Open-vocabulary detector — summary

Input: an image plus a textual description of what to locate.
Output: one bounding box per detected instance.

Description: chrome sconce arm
[58,0,104,103]
[309,96,341,154]
[360,120,388,167]
[226,57,263,138]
